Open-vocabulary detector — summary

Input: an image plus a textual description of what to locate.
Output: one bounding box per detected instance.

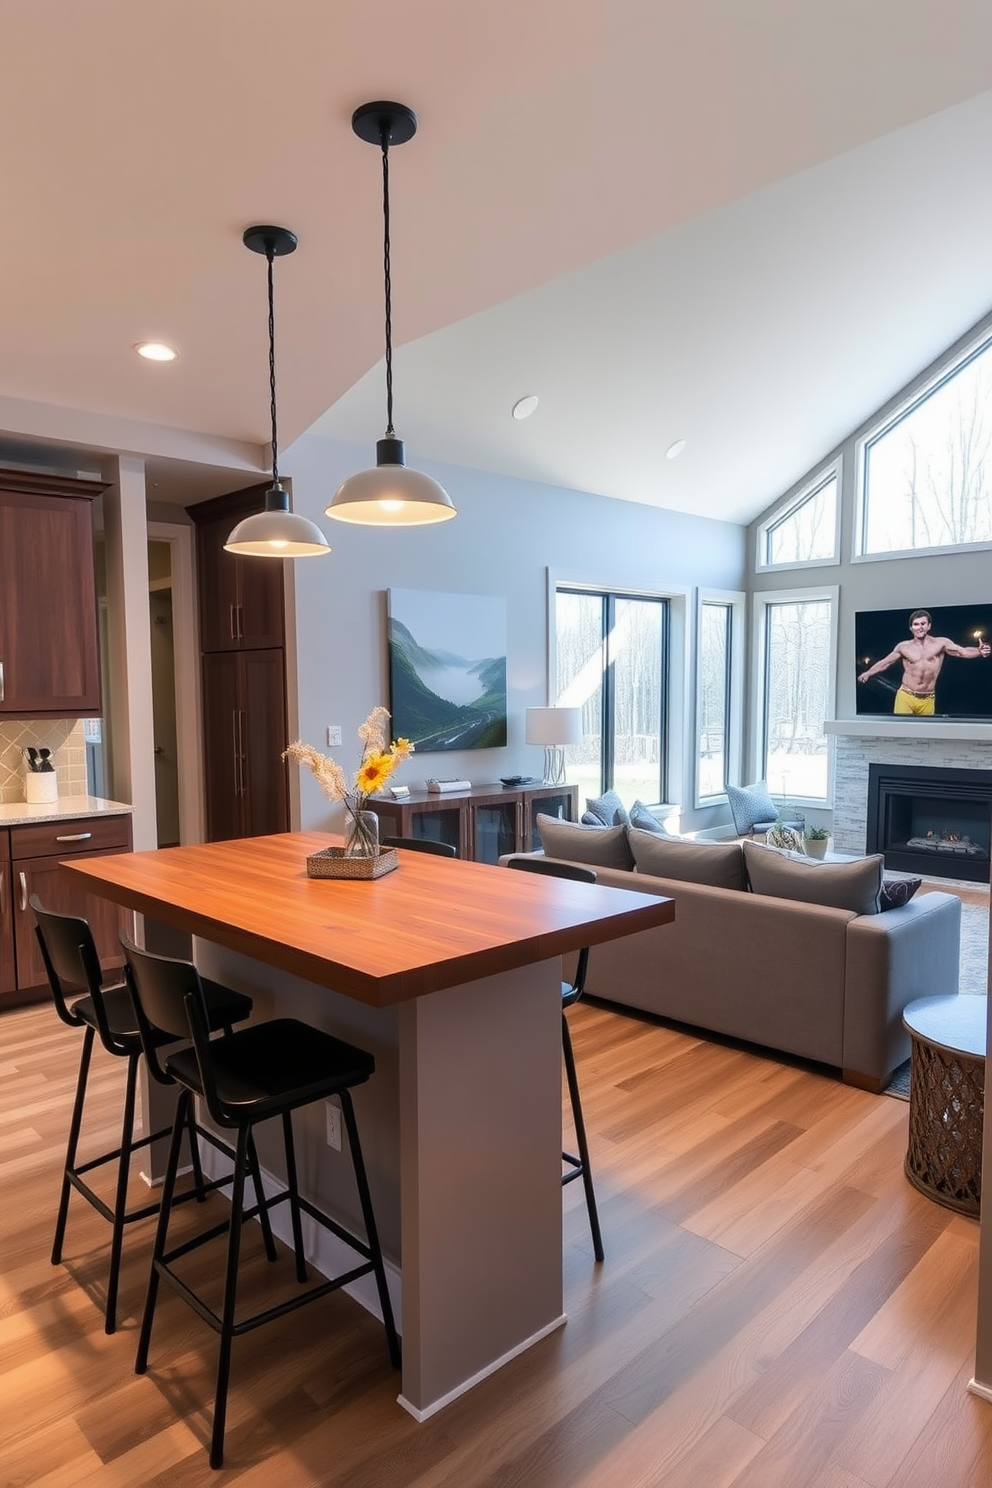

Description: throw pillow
[584,789,631,828]
[742,840,884,915]
[628,830,746,890]
[536,814,633,870]
[726,781,778,835]
[629,800,671,834]
[580,811,603,825]
[880,876,923,911]
[765,825,805,853]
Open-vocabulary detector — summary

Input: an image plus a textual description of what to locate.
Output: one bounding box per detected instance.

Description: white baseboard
[967,1376,992,1404]
[396,1313,567,1422]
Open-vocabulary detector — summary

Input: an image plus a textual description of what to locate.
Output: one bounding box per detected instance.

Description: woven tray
[306,846,399,880]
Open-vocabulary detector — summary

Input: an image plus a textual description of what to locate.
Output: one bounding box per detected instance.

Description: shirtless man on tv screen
[857,609,990,715]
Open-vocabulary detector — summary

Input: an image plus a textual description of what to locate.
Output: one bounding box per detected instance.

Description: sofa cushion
[629,830,746,890]
[537,814,633,869]
[629,799,672,834]
[743,840,884,915]
[584,789,630,827]
[726,780,778,834]
[880,875,923,911]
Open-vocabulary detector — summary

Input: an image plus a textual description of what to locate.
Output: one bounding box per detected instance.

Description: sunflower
[355,752,395,796]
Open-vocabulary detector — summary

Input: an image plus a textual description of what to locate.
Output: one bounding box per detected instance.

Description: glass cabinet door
[526,790,573,850]
[411,806,462,855]
[472,803,518,864]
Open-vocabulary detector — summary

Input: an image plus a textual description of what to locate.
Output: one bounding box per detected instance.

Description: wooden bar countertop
[63,831,674,1008]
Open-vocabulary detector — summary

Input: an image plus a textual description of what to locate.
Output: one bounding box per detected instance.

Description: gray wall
[280,431,746,832]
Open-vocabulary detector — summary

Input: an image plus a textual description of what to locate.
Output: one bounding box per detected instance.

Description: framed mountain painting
[387,588,507,751]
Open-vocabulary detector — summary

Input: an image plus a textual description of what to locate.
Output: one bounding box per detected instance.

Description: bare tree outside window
[697,602,731,798]
[863,342,992,554]
[764,473,838,565]
[763,598,832,799]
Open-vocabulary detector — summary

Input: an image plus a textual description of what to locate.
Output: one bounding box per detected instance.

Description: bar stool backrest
[379,835,457,856]
[31,895,122,1051]
[120,934,234,1128]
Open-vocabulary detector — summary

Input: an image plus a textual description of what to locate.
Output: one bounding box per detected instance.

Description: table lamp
[525,707,582,786]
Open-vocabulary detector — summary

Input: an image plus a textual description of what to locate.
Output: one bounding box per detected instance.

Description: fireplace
[866,762,992,883]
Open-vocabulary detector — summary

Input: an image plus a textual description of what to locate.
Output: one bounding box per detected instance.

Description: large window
[695,594,742,804]
[757,466,839,569]
[555,588,669,807]
[858,334,992,556]
[755,590,835,802]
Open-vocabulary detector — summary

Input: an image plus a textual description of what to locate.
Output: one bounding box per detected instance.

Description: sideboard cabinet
[0,470,105,717]
[1,813,134,1009]
[371,783,578,864]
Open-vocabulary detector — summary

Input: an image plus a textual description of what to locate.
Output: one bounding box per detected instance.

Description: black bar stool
[30,896,254,1333]
[121,935,401,1470]
[504,857,605,1262]
[380,835,457,856]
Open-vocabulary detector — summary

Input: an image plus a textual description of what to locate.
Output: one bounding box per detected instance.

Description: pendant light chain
[266,243,280,484]
[380,126,395,438]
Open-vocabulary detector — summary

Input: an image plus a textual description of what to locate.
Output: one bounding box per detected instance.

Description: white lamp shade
[326,439,457,526]
[525,707,583,747]
[224,508,331,557]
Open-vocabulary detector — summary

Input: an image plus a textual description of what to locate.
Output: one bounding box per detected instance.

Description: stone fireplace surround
[827,721,992,867]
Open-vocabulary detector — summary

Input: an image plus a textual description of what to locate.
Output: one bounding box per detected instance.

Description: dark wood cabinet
[1,813,134,1009]
[0,470,105,717]
[201,650,289,841]
[191,487,285,653]
[371,783,578,863]
[189,488,292,843]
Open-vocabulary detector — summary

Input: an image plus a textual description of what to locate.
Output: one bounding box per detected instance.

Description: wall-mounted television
[855,603,992,720]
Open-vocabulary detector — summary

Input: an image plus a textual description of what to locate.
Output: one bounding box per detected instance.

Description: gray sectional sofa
[507,819,962,1092]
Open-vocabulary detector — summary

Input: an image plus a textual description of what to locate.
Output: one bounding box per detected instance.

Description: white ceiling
[2,1,992,522]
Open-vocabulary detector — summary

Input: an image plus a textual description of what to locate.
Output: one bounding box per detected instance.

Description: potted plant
[804,823,830,859]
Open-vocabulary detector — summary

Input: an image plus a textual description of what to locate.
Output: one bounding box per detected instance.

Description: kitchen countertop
[0,795,133,828]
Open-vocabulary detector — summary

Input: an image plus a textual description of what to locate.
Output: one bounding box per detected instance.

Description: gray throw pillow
[726,781,778,834]
[536,814,633,869]
[742,840,884,915]
[629,800,671,834]
[628,830,746,890]
[584,789,630,828]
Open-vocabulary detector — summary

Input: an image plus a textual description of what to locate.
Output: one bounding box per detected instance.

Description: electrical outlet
[326,725,342,747]
[325,1102,341,1150]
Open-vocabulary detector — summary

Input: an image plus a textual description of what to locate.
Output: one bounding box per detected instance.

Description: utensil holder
[25,772,58,804]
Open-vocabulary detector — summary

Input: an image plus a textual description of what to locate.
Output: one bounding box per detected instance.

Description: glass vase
[344,806,380,858]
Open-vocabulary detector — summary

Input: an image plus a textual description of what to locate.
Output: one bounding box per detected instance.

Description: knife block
[24,771,58,804]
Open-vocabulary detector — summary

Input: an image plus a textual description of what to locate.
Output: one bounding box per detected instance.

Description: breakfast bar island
[64,831,674,1419]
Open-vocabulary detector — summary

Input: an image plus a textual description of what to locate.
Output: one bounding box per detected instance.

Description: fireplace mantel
[826,719,992,742]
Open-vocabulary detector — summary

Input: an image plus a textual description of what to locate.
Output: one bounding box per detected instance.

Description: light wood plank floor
[2,994,991,1487]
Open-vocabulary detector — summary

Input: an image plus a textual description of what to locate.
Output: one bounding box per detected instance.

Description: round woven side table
[902,995,987,1218]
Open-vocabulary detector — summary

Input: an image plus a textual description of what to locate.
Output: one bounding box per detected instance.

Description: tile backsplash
[0,719,89,802]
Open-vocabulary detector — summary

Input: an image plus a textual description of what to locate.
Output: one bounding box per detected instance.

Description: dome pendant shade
[225,483,333,556]
[326,101,456,528]
[327,438,457,526]
[225,224,331,558]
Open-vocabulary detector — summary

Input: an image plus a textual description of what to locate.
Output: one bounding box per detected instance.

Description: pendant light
[225,226,331,558]
[326,102,457,527]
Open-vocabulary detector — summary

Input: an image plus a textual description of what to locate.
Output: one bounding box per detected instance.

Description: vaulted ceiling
[3,1,992,521]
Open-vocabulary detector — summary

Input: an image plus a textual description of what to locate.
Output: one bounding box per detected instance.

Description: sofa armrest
[842,890,962,1090]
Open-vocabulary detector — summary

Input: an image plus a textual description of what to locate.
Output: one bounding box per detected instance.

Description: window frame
[548,572,688,809]
[755,460,842,574]
[853,328,992,564]
[693,588,744,809]
[750,584,838,808]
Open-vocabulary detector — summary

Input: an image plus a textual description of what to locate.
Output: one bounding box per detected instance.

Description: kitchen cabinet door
[10,852,134,998]
[201,650,289,841]
[0,476,104,717]
[0,860,15,997]
[191,490,286,653]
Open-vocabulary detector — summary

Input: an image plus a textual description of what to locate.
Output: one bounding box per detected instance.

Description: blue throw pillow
[726,781,778,835]
[585,789,630,828]
[629,800,670,835]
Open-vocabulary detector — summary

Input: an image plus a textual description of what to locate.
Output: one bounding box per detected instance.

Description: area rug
[884,897,988,1100]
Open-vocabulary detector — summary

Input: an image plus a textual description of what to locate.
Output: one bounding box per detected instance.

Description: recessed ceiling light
[134,341,178,362]
[665,438,686,460]
[512,394,539,421]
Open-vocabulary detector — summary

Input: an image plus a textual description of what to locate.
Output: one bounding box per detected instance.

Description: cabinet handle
[0,659,4,702]
[56,832,92,843]
[237,605,244,642]
[0,868,5,916]
[233,711,241,795]
[238,710,247,795]
[19,871,27,913]
[230,604,237,642]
